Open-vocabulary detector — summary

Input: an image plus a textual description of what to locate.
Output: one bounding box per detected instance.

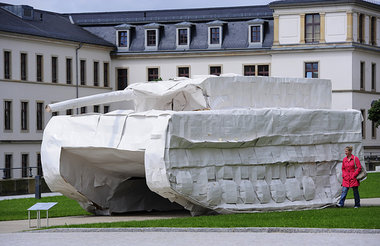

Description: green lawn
[347,172,380,199]
[0,172,379,227]
[0,196,90,221]
[52,206,380,229]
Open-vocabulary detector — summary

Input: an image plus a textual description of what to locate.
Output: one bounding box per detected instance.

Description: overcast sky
[2,0,274,13]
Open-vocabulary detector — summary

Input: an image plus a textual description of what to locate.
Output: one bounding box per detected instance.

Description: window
[117,69,128,90]
[251,26,261,43]
[36,55,43,82]
[358,14,365,43]
[305,62,318,78]
[305,14,320,43]
[244,65,256,76]
[178,67,189,78]
[258,65,269,76]
[4,154,12,179]
[21,53,27,81]
[94,61,99,86]
[372,63,376,91]
[21,101,28,131]
[52,56,58,83]
[144,23,161,50]
[66,109,72,115]
[370,17,377,45]
[210,66,221,76]
[361,109,366,139]
[22,154,29,178]
[118,31,128,47]
[147,30,157,46]
[103,62,109,87]
[80,60,86,85]
[66,58,72,84]
[36,102,44,131]
[80,107,86,114]
[115,24,133,49]
[104,105,110,114]
[4,51,11,79]
[175,22,192,49]
[210,27,220,45]
[4,100,12,130]
[94,105,100,113]
[148,68,159,81]
[37,153,43,176]
[360,61,365,90]
[372,121,377,139]
[178,29,188,45]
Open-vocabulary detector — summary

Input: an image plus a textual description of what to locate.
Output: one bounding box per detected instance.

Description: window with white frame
[247,19,265,46]
[115,24,133,50]
[144,23,161,50]
[207,20,226,48]
[175,22,192,49]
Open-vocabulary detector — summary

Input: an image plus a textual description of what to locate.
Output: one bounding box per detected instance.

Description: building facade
[1,0,380,179]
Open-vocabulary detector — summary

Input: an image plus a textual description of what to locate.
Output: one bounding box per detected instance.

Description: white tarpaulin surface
[41,75,363,215]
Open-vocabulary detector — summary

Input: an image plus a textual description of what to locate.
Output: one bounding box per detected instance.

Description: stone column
[273,15,279,45]
[346,11,353,42]
[320,13,326,43]
[300,14,305,43]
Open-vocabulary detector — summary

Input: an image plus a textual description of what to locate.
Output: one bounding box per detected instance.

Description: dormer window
[207,20,226,49]
[115,24,133,50]
[144,23,161,51]
[147,30,156,46]
[118,31,128,47]
[175,22,192,49]
[247,19,265,47]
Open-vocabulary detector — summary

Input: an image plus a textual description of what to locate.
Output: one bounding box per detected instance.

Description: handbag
[353,155,367,182]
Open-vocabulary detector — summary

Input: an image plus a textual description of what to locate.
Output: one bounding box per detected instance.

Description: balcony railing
[0,166,42,179]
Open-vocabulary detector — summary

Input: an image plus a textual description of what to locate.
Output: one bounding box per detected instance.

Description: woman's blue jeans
[338,186,360,207]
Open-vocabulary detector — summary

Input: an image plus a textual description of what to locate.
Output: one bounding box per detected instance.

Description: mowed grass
[0,173,379,227]
[52,206,380,229]
[0,196,90,221]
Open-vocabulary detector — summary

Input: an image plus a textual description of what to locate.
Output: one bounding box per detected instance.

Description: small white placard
[28,202,57,211]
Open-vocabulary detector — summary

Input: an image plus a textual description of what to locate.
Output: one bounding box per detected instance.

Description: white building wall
[325,12,347,43]
[271,50,353,90]
[112,54,272,84]
[278,15,300,44]
[0,34,113,179]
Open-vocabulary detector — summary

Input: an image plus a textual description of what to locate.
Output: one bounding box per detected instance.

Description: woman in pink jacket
[337,146,362,208]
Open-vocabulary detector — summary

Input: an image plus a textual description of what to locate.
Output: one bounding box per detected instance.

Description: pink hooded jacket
[342,155,362,187]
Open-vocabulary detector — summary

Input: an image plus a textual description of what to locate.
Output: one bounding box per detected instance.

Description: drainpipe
[75,42,83,114]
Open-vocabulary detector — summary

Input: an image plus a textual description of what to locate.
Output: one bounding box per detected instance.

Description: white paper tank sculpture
[41,75,364,215]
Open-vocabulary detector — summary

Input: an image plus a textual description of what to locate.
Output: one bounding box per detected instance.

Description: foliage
[368,99,380,128]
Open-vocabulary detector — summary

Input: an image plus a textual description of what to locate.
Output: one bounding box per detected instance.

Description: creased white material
[41,75,363,215]
[45,75,332,113]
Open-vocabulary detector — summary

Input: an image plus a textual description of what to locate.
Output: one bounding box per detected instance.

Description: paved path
[1,230,380,246]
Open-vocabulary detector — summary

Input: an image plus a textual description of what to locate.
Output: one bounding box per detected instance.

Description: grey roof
[84,19,274,53]
[66,5,273,26]
[270,0,380,9]
[0,4,114,47]
[70,5,273,53]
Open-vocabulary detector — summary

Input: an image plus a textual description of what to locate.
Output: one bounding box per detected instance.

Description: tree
[368,99,380,128]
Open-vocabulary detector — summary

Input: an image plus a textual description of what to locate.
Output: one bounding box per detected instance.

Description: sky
[2,0,274,13]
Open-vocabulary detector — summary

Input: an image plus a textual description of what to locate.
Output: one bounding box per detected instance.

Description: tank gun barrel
[45,89,134,112]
